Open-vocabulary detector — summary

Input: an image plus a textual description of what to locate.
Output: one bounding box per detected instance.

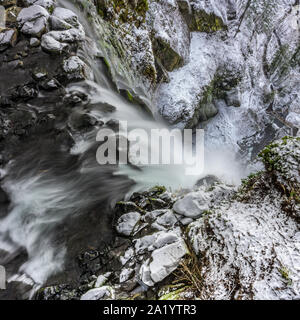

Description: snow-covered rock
[41,32,67,53]
[116,211,141,237]
[17,5,49,37]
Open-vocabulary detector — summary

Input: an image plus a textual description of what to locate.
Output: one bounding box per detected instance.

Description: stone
[62,56,85,79]
[140,239,188,286]
[173,192,210,218]
[29,37,40,47]
[94,272,111,288]
[119,268,134,283]
[0,28,17,50]
[116,211,141,237]
[17,5,49,37]
[41,33,67,53]
[23,0,55,11]
[52,7,79,28]
[17,5,49,25]
[45,28,84,43]
[80,286,114,300]
[49,15,72,31]
[21,16,48,37]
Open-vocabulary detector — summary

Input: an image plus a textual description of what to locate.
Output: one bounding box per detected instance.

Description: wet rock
[49,15,72,31]
[68,112,97,131]
[52,7,79,28]
[29,37,40,46]
[17,5,49,37]
[45,28,84,43]
[94,272,111,288]
[115,201,144,215]
[0,28,18,51]
[0,186,9,204]
[23,0,55,11]
[116,212,141,237]
[119,268,134,283]
[62,56,85,80]
[41,32,67,53]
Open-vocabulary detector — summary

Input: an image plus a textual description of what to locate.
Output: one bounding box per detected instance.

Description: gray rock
[45,28,85,43]
[119,268,134,283]
[29,37,40,47]
[0,28,17,50]
[41,32,67,53]
[173,192,210,218]
[23,0,55,11]
[62,56,85,79]
[17,5,49,37]
[52,7,79,28]
[17,5,49,25]
[21,17,48,37]
[116,211,141,237]
[80,286,115,300]
[94,272,111,288]
[140,238,187,286]
[49,15,72,31]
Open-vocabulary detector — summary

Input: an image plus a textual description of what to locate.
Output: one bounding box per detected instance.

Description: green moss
[96,0,149,26]
[190,10,226,33]
[152,38,183,72]
[159,287,187,300]
[151,185,167,195]
[279,267,292,286]
[258,142,282,172]
[126,90,134,102]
